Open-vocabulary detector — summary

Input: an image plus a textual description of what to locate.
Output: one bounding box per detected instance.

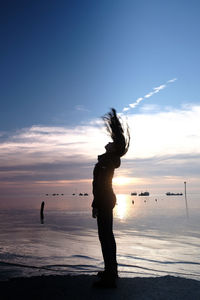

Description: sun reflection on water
[114,194,131,220]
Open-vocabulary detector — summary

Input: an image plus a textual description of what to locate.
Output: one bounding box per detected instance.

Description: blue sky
[1,0,200,130]
[1,0,200,195]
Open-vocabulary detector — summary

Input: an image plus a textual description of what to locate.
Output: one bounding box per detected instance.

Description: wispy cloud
[167,78,177,83]
[123,78,177,112]
[139,104,160,112]
[74,105,90,112]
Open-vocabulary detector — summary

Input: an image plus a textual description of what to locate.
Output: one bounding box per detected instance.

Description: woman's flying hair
[103,108,130,157]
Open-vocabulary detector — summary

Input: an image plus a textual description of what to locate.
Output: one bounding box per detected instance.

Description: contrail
[123,78,177,112]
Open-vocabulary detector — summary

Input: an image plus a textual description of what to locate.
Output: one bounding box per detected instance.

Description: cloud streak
[123,78,177,112]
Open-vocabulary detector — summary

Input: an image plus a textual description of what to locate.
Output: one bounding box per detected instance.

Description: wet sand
[1,275,200,300]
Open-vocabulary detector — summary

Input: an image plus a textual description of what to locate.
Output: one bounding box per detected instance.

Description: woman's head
[103,108,130,157]
[105,142,116,153]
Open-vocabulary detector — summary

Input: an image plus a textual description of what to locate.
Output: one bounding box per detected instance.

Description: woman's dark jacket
[92,153,121,210]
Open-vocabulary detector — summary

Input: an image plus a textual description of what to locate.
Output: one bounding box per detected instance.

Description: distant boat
[72,193,76,196]
[84,193,88,196]
[139,192,150,196]
[166,192,183,196]
[79,193,83,196]
[131,192,137,196]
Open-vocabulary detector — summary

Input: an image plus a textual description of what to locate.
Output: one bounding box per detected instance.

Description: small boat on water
[131,192,137,196]
[166,192,183,196]
[78,193,89,196]
[139,192,150,196]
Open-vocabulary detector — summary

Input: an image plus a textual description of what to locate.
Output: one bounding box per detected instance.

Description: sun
[112,176,133,186]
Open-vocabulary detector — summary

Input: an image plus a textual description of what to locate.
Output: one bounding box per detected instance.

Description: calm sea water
[0,193,200,280]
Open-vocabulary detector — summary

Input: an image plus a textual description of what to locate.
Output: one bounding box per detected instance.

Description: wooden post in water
[40,201,45,224]
[184,181,189,218]
[184,181,187,197]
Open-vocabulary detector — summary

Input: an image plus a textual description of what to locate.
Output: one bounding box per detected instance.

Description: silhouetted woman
[92,108,130,288]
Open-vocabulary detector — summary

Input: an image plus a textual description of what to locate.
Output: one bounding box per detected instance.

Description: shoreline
[1,274,200,300]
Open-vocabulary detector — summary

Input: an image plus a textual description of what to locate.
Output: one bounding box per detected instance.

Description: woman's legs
[97,209,117,274]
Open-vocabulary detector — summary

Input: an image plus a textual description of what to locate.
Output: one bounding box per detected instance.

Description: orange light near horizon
[34,179,92,185]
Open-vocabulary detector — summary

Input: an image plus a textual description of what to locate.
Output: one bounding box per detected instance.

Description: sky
[1,0,200,197]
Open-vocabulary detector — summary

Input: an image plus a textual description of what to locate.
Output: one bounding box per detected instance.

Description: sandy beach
[1,275,200,300]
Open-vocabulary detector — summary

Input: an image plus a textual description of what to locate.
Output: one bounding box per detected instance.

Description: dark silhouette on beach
[92,108,130,288]
[40,201,45,224]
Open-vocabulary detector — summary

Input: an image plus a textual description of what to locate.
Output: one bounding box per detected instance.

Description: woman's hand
[92,207,98,218]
